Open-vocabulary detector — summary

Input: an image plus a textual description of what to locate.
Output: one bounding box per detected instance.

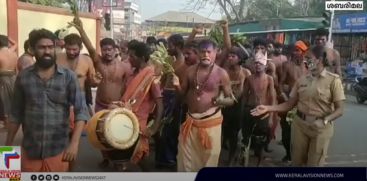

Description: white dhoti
[177,108,223,172]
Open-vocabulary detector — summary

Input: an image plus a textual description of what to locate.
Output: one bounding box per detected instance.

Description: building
[332,12,367,62]
[145,11,215,38]
[229,17,324,45]
[123,1,142,40]
[89,0,125,39]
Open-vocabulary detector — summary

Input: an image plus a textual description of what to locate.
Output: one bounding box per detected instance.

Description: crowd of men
[0,15,345,172]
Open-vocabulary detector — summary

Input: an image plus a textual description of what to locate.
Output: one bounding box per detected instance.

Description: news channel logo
[325,1,363,11]
[0,146,21,180]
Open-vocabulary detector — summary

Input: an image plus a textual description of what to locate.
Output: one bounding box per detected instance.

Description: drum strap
[122,66,157,112]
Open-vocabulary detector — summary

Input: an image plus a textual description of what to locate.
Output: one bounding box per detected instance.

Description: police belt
[296,110,322,121]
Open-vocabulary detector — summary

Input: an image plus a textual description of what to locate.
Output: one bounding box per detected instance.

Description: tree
[294,0,324,17]
[186,0,249,23]
[245,0,297,21]
[187,0,358,23]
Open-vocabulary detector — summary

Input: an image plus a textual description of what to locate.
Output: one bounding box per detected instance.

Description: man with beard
[279,40,309,162]
[173,39,234,171]
[110,42,163,171]
[155,39,201,169]
[0,35,18,130]
[310,28,341,76]
[56,34,99,113]
[269,42,287,83]
[70,16,130,168]
[18,39,35,71]
[5,28,89,172]
[222,46,251,166]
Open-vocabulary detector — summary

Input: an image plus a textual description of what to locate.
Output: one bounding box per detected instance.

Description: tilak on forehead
[199,40,217,49]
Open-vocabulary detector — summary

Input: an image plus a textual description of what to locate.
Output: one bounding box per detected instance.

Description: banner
[333,13,367,33]
[21,173,197,181]
[195,167,367,181]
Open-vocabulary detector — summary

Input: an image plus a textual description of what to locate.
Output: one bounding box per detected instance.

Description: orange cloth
[121,66,161,164]
[181,113,223,149]
[130,137,149,164]
[295,40,308,52]
[21,149,69,172]
[121,66,156,113]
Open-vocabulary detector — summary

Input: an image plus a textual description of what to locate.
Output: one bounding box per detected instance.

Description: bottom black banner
[195,167,366,181]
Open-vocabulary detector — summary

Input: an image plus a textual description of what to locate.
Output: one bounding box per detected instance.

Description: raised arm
[221,20,231,51]
[186,25,203,44]
[70,15,99,64]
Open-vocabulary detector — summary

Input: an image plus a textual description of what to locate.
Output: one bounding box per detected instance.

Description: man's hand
[92,72,103,85]
[69,16,83,31]
[219,20,228,29]
[310,119,326,132]
[62,141,79,162]
[192,25,204,34]
[108,101,126,109]
[251,105,269,117]
[142,127,154,138]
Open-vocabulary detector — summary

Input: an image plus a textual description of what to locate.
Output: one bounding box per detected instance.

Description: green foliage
[208,25,224,47]
[149,43,175,75]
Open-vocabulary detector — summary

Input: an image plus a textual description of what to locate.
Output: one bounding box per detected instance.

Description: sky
[134,0,223,21]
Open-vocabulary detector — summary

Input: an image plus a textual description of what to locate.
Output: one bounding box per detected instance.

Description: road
[1,95,366,171]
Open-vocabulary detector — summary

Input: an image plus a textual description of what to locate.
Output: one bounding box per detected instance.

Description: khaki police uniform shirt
[290,69,345,118]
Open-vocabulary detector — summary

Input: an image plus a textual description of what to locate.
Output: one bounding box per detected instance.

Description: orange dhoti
[21,149,69,172]
[177,108,223,172]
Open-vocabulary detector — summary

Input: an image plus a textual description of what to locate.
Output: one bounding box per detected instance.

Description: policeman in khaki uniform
[250,46,345,166]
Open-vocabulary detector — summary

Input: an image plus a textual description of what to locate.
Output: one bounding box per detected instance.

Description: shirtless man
[0,35,18,129]
[279,40,309,162]
[173,39,234,171]
[70,16,130,167]
[251,38,277,152]
[56,33,99,114]
[310,28,341,76]
[154,34,185,168]
[246,39,277,80]
[17,40,35,71]
[57,33,99,94]
[269,42,287,83]
[222,46,251,166]
[242,51,276,166]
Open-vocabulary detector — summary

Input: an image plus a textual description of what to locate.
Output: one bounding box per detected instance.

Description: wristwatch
[323,118,329,125]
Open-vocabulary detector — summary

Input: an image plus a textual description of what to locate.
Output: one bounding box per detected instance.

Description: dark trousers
[280,114,291,159]
[242,106,271,148]
[222,101,243,159]
[155,90,186,166]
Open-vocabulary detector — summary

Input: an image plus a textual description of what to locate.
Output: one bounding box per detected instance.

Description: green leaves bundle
[149,43,175,75]
[208,25,224,47]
